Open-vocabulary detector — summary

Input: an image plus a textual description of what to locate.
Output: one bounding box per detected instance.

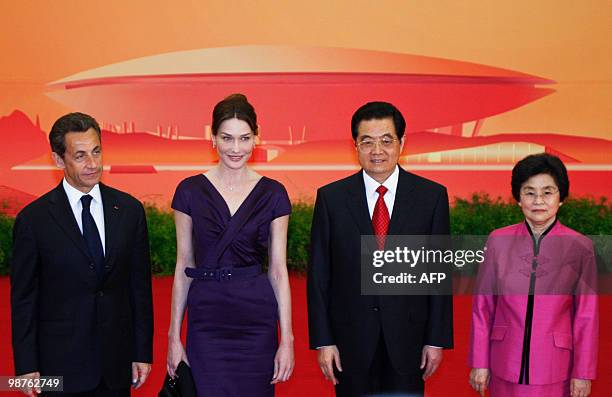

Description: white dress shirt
[62,178,106,254]
[363,165,399,219]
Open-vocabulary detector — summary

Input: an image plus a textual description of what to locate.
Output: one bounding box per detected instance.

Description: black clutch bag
[158,361,197,397]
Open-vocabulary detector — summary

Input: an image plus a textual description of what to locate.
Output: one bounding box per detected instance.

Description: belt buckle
[201,270,215,281]
[220,267,232,282]
[200,267,232,281]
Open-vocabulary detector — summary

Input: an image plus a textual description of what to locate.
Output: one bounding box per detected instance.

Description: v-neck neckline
[201,173,265,218]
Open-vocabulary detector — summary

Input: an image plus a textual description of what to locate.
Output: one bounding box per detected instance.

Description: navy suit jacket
[11,182,153,392]
[307,167,453,378]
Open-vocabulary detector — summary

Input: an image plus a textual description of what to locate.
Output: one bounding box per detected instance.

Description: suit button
[98,291,104,297]
[89,263,95,270]
[373,306,380,312]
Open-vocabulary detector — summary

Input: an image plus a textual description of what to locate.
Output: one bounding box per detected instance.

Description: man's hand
[131,362,151,389]
[17,372,41,396]
[469,368,490,396]
[317,345,342,385]
[570,378,591,397]
[420,346,443,380]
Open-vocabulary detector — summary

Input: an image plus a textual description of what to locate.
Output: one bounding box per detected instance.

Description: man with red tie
[307,101,453,396]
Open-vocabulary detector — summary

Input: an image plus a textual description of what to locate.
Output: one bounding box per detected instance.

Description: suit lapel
[388,167,417,235]
[100,183,123,271]
[47,183,92,261]
[346,171,374,236]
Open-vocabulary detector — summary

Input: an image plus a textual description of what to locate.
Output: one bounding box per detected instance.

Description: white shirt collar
[62,178,102,208]
[362,165,399,199]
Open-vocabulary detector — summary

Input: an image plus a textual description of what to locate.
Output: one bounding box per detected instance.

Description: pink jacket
[468,221,598,385]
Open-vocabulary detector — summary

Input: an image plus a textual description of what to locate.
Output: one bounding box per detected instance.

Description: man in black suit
[308,102,453,396]
[11,113,153,396]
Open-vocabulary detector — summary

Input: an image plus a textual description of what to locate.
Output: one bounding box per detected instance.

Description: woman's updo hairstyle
[211,93,258,136]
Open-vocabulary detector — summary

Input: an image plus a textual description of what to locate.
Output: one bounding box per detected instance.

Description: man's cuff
[316,345,335,350]
[424,345,442,349]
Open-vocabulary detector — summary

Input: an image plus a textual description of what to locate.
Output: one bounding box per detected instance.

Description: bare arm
[268,215,294,383]
[166,210,195,376]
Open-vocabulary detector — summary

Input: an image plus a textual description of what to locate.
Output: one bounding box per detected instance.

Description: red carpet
[1,275,610,396]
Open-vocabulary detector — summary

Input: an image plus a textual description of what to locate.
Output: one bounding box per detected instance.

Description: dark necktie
[81,195,105,278]
[372,185,390,249]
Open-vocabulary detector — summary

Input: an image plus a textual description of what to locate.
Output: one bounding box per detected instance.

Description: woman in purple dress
[166,94,294,396]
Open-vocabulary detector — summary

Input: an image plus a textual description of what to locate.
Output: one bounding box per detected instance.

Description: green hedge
[0,195,610,275]
[0,213,12,276]
[451,194,612,235]
[145,205,177,275]
[286,202,314,273]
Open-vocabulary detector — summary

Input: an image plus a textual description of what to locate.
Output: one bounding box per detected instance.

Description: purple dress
[172,174,291,397]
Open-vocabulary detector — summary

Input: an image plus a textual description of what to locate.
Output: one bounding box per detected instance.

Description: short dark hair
[511,153,569,201]
[49,112,101,157]
[211,93,258,136]
[351,101,406,141]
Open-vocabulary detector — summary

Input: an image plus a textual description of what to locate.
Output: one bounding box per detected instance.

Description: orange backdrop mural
[0,0,610,211]
[1,3,612,397]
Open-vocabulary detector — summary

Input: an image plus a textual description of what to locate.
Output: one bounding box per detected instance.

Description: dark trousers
[335,335,424,397]
[42,380,130,397]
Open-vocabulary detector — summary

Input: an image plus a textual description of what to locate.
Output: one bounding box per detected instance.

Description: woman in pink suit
[469,153,598,397]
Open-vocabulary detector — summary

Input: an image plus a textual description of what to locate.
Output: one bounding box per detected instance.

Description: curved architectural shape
[46,45,555,140]
[49,45,553,83]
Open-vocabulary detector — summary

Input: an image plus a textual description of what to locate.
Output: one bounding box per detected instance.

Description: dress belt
[185,264,262,282]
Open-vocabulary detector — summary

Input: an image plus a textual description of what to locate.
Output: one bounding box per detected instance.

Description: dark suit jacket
[307,167,453,378]
[10,182,153,393]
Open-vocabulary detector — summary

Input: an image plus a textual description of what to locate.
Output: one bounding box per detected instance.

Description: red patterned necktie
[372,185,390,249]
